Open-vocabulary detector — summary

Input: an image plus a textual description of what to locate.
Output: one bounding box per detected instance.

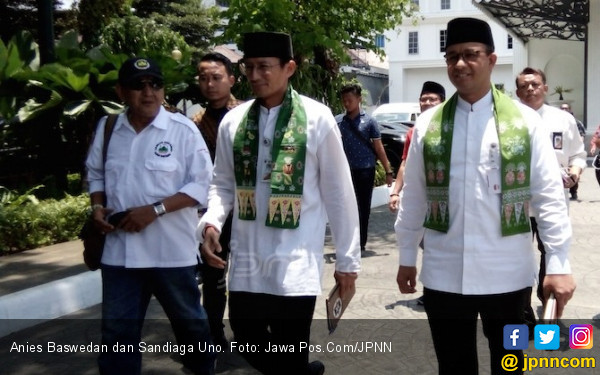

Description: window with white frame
[440,30,447,52]
[441,0,451,10]
[507,34,513,49]
[408,31,418,54]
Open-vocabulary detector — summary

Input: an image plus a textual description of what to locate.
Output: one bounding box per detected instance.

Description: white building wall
[387,0,518,103]
[524,39,585,120]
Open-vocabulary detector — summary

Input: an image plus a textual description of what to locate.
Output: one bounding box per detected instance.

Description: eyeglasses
[419,96,441,104]
[127,79,164,91]
[444,49,486,65]
[239,62,279,76]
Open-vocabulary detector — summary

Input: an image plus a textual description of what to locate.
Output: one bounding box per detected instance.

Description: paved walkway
[1,168,600,374]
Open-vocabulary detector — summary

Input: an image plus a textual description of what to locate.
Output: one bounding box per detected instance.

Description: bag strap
[98,114,118,206]
[102,114,118,165]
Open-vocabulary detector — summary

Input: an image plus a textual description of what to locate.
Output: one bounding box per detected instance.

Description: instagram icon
[569,324,593,349]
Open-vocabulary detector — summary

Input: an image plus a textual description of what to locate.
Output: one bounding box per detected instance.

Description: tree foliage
[77,0,128,49]
[220,0,414,65]
[101,15,191,59]
[132,0,221,54]
[0,0,78,43]
[0,28,201,192]
[220,0,414,110]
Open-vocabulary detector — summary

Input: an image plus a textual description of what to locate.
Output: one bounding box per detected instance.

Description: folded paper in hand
[542,293,557,323]
[326,283,355,334]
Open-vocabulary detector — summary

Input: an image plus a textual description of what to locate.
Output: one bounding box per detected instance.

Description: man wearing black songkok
[395,17,575,375]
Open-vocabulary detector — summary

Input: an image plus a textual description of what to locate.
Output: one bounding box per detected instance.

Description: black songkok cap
[420,81,446,101]
[446,17,495,51]
[242,32,294,61]
[118,57,163,85]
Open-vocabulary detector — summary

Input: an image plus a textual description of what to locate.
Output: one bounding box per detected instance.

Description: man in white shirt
[395,18,575,375]
[516,67,585,305]
[86,57,215,375]
[198,32,360,375]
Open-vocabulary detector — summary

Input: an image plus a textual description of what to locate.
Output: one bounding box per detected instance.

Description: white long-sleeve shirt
[395,91,572,295]
[86,107,213,268]
[537,104,587,172]
[199,95,361,296]
[530,104,587,215]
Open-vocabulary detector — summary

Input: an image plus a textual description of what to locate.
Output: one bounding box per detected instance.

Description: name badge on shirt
[552,132,563,150]
[487,143,501,194]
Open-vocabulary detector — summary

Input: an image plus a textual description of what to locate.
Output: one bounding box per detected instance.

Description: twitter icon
[535,324,560,350]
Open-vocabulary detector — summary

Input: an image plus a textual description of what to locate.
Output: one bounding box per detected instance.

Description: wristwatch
[153,201,167,217]
[386,171,394,176]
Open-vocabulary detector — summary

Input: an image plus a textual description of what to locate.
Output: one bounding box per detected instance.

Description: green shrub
[374,161,387,187]
[0,188,88,254]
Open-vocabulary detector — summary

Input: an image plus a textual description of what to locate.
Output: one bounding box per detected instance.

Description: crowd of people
[86,17,585,375]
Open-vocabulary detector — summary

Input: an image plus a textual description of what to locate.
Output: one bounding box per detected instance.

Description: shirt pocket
[144,158,180,198]
[105,159,126,200]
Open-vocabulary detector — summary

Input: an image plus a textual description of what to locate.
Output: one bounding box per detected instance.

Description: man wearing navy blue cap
[395,18,575,375]
[87,57,215,375]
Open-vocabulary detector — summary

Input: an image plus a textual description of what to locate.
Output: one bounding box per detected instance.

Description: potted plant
[550,86,573,101]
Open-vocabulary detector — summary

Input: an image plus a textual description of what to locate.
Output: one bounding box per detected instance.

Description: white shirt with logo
[86,107,213,268]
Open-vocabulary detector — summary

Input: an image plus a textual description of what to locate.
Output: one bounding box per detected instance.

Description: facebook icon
[503,324,529,350]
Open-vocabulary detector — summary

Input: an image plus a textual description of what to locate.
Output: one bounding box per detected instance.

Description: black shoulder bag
[79,114,118,271]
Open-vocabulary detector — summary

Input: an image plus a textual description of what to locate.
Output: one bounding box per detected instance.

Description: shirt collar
[457,90,493,113]
[344,109,365,122]
[536,104,549,116]
[118,106,168,130]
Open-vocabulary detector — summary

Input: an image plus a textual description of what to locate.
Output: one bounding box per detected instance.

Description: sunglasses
[126,79,164,91]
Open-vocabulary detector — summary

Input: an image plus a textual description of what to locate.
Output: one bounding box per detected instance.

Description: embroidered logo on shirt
[154,142,173,157]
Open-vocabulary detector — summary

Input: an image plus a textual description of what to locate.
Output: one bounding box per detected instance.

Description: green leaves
[0,31,39,82]
[36,63,91,93]
[220,0,413,111]
[0,30,124,122]
[17,89,63,122]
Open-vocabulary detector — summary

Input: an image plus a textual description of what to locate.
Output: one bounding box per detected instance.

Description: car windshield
[373,112,412,123]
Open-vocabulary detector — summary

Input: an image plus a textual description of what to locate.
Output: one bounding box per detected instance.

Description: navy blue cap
[118,57,163,85]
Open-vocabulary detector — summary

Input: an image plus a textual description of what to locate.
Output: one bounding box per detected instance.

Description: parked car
[372,102,420,124]
[378,121,412,174]
[372,102,420,174]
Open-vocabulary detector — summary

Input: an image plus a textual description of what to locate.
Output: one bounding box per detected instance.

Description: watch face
[154,202,166,216]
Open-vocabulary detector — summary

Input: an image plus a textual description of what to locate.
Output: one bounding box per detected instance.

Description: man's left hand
[385,174,394,187]
[542,274,576,318]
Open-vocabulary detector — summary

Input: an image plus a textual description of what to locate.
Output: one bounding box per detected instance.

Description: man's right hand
[92,207,114,234]
[201,226,227,269]
[396,265,418,294]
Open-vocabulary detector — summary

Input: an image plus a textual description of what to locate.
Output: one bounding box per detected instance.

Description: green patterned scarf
[423,85,531,236]
[233,85,307,229]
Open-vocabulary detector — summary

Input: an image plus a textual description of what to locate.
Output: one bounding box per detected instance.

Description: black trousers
[350,167,376,249]
[424,287,530,375]
[228,291,317,375]
[201,214,232,341]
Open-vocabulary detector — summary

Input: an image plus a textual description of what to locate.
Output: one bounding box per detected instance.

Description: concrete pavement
[1,168,600,374]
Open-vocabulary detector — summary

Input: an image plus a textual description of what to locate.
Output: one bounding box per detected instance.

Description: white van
[371,102,420,124]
